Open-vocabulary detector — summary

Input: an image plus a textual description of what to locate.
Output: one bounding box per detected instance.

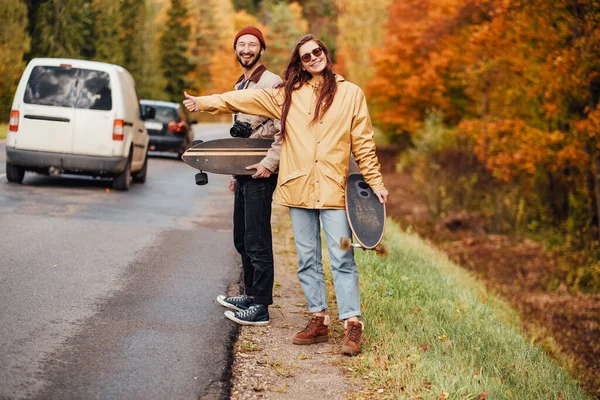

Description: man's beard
[236,51,261,70]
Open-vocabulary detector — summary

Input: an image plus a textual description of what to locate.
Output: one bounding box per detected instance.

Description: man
[216,26,283,326]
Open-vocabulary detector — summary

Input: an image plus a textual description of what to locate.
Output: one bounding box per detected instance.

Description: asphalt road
[0,124,242,399]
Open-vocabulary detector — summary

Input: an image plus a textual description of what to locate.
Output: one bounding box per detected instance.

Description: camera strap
[234,78,271,131]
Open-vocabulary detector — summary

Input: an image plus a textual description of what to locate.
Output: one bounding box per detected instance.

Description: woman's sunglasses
[300,47,324,63]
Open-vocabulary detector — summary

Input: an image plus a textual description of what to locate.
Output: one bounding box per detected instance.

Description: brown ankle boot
[341,320,364,356]
[293,315,330,345]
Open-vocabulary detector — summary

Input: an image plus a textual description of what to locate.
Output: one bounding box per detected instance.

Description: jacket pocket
[279,168,309,187]
[320,167,347,207]
[276,168,310,206]
[322,167,345,189]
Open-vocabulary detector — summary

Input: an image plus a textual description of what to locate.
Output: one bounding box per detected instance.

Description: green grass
[345,220,589,399]
[0,123,7,140]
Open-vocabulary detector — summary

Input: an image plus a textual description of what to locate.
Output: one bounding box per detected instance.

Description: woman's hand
[183,91,199,112]
[374,188,389,204]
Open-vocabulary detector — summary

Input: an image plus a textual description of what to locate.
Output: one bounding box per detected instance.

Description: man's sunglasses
[300,47,324,63]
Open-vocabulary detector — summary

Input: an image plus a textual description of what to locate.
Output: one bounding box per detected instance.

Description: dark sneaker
[341,320,364,356]
[293,315,330,345]
[224,304,269,326]
[216,294,253,311]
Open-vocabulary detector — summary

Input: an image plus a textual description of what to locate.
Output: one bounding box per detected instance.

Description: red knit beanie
[234,26,266,50]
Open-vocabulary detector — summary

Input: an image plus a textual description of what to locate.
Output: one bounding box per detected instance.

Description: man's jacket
[234,65,282,173]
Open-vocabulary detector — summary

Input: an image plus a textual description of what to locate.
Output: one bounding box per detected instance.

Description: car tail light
[113,119,124,140]
[9,110,19,132]
[168,121,185,133]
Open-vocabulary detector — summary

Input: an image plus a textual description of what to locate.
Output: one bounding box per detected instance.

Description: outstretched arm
[183,89,282,120]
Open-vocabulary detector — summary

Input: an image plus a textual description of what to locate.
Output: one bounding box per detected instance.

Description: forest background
[3,0,599,291]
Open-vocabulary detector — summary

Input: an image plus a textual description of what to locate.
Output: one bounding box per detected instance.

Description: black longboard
[340,174,387,256]
[182,138,274,175]
[181,138,273,185]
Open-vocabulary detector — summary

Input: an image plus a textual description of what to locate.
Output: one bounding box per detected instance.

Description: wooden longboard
[181,138,274,175]
[340,173,387,255]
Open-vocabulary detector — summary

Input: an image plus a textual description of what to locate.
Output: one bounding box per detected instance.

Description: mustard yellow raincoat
[195,74,385,209]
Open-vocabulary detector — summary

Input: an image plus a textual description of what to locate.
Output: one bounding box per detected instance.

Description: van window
[24,66,112,111]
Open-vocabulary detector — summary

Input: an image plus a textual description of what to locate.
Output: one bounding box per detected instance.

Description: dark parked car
[140,100,196,158]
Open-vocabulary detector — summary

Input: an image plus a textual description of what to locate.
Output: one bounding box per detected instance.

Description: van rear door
[71,69,115,157]
[17,65,77,153]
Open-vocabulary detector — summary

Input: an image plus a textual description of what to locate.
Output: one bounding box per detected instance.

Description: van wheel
[113,157,131,191]
[6,162,25,184]
[132,151,148,184]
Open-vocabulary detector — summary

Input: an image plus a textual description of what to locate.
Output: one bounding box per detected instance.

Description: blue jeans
[289,207,361,320]
[233,175,278,305]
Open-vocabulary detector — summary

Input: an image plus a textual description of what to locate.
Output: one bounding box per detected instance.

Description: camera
[230,121,253,138]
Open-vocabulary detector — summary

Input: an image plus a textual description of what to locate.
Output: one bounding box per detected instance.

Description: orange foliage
[458,119,586,184]
[371,0,600,184]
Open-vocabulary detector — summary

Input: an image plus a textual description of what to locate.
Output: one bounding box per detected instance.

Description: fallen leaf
[438,390,449,399]
[478,391,489,399]
[419,342,430,351]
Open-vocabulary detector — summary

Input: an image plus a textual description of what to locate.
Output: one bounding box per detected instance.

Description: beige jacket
[195,74,385,209]
[234,65,282,172]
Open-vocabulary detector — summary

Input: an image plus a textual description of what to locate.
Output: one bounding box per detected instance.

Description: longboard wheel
[376,244,389,257]
[192,139,204,146]
[195,172,208,186]
[340,237,352,251]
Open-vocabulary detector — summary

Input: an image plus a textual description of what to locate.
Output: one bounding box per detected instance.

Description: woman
[183,34,388,356]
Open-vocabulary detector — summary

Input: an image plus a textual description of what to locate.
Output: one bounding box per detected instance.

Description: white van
[6,58,155,190]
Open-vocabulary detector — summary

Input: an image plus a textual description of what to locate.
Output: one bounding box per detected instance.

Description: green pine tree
[160,0,193,102]
[137,0,168,100]
[121,0,146,82]
[260,2,308,76]
[30,0,93,58]
[0,0,31,121]
[92,0,124,65]
[232,0,261,14]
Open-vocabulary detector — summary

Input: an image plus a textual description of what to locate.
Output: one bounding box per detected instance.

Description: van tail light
[113,119,124,140]
[9,110,19,132]
[168,121,185,134]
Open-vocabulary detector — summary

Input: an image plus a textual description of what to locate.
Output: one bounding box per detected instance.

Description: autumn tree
[259,1,308,76]
[160,0,193,101]
[370,0,600,243]
[335,0,391,90]
[0,0,30,121]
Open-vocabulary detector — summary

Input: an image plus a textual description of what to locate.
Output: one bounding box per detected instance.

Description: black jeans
[233,174,278,305]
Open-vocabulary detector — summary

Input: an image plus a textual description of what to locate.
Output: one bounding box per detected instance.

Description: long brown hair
[276,35,338,138]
